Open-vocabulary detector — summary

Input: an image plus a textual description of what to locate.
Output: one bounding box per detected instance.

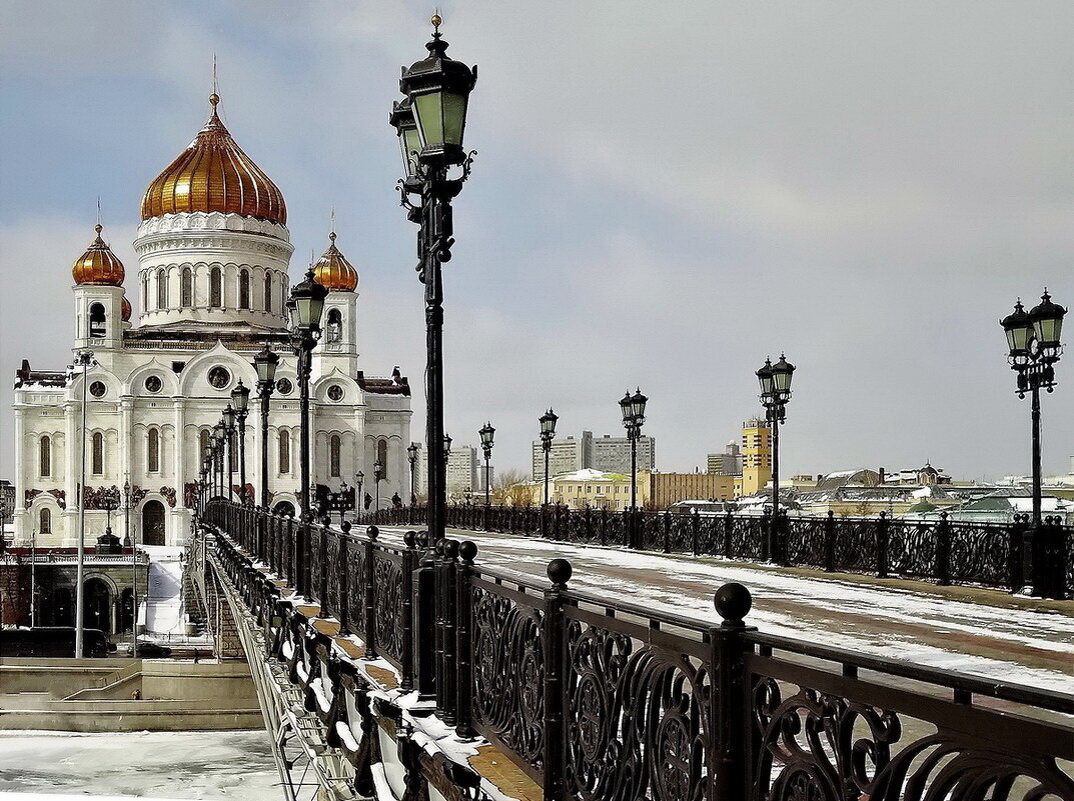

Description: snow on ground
[377,526,1074,693]
[0,730,279,799]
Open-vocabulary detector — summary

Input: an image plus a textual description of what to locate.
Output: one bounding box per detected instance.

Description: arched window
[330,435,342,478]
[279,430,291,474]
[39,436,51,477]
[199,429,210,466]
[264,272,273,313]
[91,432,104,475]
[326,308,342,343]
[156,269,167,310]
[209,267,222,308]
[88,303,106,338]
[147,428,160,473]
[377,439,388,478]
[181,267,193,307]
[239,269,250,310]
[142,274,148,310]
[39,508,51,535]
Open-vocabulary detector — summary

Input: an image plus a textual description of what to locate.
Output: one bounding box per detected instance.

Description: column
[63,400,78,546]
[173,399,186,544]
[12,404,27,541]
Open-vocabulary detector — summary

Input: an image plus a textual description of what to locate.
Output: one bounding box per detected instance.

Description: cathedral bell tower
[311,230,360,377]
[72,223,128,352]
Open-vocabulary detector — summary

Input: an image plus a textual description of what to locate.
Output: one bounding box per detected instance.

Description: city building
[412,443,490,503]
[739,418,771,496]
[10,92,412,547]
[519,468,647,511]
[646,472,736,509]
[531,430,655,481]
[707,441,741,476]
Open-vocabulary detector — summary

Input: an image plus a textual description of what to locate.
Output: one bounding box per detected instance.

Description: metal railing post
[339,521,351,633]
[400,531,417,692]
[363,526,378,659]
[542,558,572,801]
[936,512,951,586]
[711,582,753,801]
[724,510,733,558]
[441,539,459,726]
[824,511,836,572]
[454,539,477,738]
[876,511,889,579]
[414,532,437,699]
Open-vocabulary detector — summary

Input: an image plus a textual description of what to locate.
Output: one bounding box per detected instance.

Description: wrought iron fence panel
[832,517,879,573]
[372,548,405,670]
[667,513,695,553]
[885,519,937,580]
[565,509,591,543]
[346,538,366,639]
[325,529,341,621]
[309,524,325,605]
[470,577,546,782]
[731,517,766,560]
[562,603,712,801]
[744,635,1073,801]
[604,511,627,548]
[638,512,664,551]
[784,517,826,567]
[696,515,723,555]
[948,522,1010,588]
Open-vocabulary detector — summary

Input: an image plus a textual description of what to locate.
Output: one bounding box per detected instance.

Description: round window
[207,366,232,389]
[89,381,106,398]
[275,378,293,396]
[144,375,162,394]
[327,384,344,402]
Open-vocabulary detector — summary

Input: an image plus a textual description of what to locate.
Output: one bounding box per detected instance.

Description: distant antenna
[213,53,218,96]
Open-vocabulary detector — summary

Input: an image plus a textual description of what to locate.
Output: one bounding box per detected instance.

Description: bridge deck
[374,525,1074,692]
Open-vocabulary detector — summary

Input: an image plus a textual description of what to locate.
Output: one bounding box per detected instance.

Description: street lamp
[231,381,251,506]
[74,348,94,658]
[213,422,226,500]
[479,422,495,514]
[373,460,385,519]
[757,354,795,563]
[390,14,477,546]
[122,480,131,547]
[355,471,365,516]
[288,267,327,597]
[1001,291,1066,593]
[222,404,237,503]
[253,344,280,522]
[619,388,647,545]
[539,409,558,506]
[123,479,137,654]
[407,443,419,506]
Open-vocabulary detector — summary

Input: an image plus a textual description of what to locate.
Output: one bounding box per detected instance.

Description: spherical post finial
[209,92,220,108]
[714,582,752,626]
[547,558,572,588]
[431,12,442,30]
[459,540,478,563]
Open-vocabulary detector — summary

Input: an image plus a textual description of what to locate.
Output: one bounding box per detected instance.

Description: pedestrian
[193,648,200,664]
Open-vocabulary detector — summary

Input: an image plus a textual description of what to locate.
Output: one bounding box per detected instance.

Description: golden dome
[140,93,287,224]
[312,232,358,292]
[72,224,125,286]
[121,295,132,321]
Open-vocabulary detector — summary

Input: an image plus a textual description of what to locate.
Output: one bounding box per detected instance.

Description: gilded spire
[72,222,125,286]
[312,225,359,292]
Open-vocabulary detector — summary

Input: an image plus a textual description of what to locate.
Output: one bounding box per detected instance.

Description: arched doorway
[272,501,296,518]
[46,587,73,626]
[142,500,165,546]
[83,578,112,635]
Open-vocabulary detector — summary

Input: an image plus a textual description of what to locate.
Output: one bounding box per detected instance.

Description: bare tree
[493,468,532,507]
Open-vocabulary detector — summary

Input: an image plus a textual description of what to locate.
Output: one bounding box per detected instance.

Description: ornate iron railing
[355,503,1072,598]
[205,499,1073,801]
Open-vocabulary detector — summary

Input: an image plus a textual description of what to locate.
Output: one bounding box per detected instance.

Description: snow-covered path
[378,526,1073,693]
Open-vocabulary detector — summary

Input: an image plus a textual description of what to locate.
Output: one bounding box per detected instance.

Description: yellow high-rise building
[739,417,772,497]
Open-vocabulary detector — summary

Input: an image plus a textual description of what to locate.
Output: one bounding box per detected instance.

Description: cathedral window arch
[239,269,250,310]
[209,267,222,308]
[88,303,106,338]
[330,435,341,478]
[147,428,161,473]
[326,308,342,343]
[181,267,193,307]
[377,439,388,478]
[278,430,291,474]
[39,435,51,477]
[156,268,167,310]
[91,432,104,475]
[142,275,148,311]
[39,508,51,535]
[264,272,273,313]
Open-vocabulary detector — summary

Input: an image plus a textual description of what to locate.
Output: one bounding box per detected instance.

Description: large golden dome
[140,93,287,224]
[313,232,358,292]
[72,224,125,286]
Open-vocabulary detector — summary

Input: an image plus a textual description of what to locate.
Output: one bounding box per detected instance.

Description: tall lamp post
[1001,291,1066,597]
[619,389,647,547]
[222,404,237,502]
[373,460,385,520]
[479,422,494,526]
[757,355,795,563]
[254,346,279,557]
[231,381,251,505]
[355,471,365,517]
[539,409,557,506]
[389,15,477,545]
[74,349,94,658]
[407,443,419,506]
[213,422,226,501]
[288,267,328,596]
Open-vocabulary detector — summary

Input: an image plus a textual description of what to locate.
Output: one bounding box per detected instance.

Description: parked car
[132,641,172,658]
[0,627,114,658]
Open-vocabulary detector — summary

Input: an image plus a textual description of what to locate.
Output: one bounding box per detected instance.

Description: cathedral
[10,92,412,547]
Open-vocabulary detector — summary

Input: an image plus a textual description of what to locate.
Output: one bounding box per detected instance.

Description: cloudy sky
[1,0,1071,483]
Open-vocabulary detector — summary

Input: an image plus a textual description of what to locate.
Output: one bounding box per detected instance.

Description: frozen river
[0,730,280,800]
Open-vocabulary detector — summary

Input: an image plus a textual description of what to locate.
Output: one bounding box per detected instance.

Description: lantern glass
[231,381,250,413]
[1030,292,1066,349]
[222,405,236,430]
[772,356,795,393]
[630,389,647,421]
[540,409,558,436]
[479,423,495,447]
[757,361,775,396]
[254,346,279,384]
[1001,302,1033,356]
[619,392,632,423]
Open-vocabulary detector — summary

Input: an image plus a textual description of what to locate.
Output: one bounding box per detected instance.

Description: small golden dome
[312,232,358,292]
[72,224,125,286]
[140,93,287,224]
[121,295,132,321]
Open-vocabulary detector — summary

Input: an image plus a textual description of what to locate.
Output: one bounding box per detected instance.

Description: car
[131,641,172,658]
[0,627,114,658]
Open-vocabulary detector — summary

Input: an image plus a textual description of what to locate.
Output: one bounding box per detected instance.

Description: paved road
[377,526,1073,693]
